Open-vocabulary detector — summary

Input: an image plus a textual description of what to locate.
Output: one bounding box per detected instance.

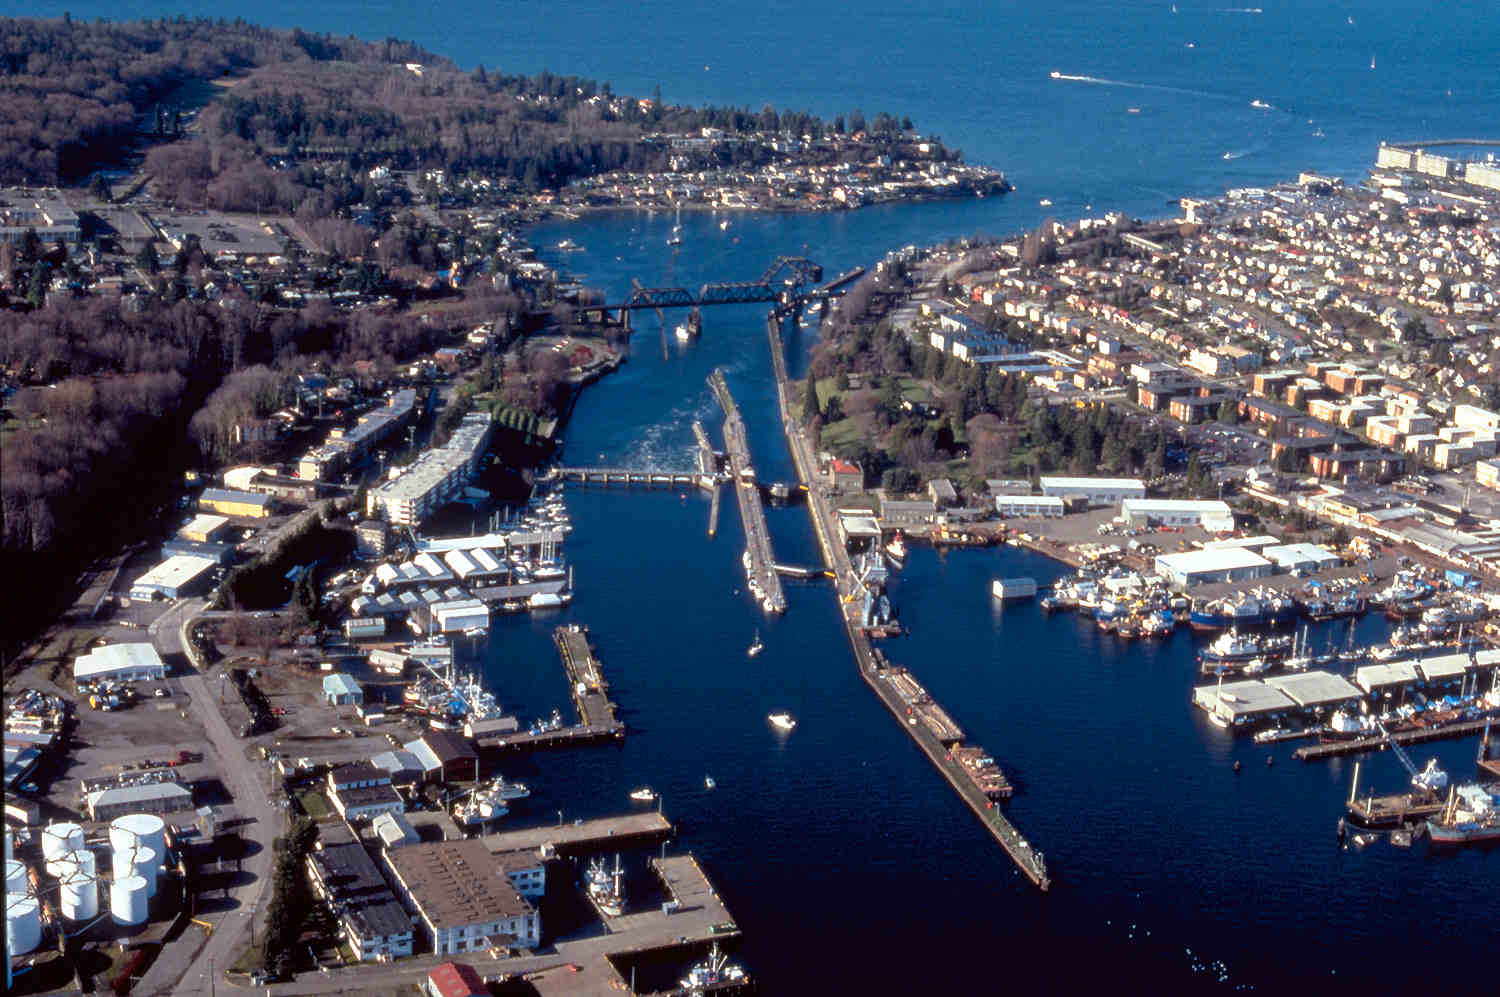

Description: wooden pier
[554,623,621,730]
[478,812,673,856]
[764,310,1050,891]
[709,367,785,614]
[1293,717,1493,761]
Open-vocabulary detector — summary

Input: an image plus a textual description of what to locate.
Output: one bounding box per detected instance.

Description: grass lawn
[818,419,864,453]
[294,788,333,819]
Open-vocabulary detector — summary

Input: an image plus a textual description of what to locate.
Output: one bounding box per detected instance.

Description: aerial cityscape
[3,3,1499,995]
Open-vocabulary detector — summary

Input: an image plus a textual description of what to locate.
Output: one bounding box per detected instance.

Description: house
[327,763,405,822]
[425,962,487,997]
[829,458,863,492]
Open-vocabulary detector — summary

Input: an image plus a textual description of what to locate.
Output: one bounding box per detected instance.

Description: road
[138,598,282,996]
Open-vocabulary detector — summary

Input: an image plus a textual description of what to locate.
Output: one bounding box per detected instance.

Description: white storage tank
[110,875,149,926]
[60,863,99,921]
[6,893,42,955]
[41,822,84,861]
[109,814,167,857]
[5,859,27,896]
[129,845,160,897]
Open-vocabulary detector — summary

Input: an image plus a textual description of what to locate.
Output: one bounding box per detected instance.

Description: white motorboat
[629,787,657,803]
[768,712,796,732]
[704,775,716,790]
[747,631,764,657]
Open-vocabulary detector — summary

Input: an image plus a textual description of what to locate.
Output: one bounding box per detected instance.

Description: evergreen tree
[802,374,820,425]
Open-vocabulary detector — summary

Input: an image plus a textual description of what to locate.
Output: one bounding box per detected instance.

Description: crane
[1375,721,1449,794]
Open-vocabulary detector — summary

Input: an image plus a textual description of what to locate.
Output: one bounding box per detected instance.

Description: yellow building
[199,487,273,518]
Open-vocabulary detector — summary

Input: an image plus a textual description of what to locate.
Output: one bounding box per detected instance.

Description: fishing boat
[679,941,748,995]
[1425,784,1500,844]
[747,631,764,657]
[885,531,907,568]
[768,712,796,732]
[586,855,626,917]
[629,787,657,802]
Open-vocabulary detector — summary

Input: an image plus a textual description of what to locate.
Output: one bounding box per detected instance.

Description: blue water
[32,0,1500,989]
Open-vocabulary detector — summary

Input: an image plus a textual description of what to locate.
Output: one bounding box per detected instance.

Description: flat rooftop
[1192,679,1293,719]
[1263,670,1364,707]
[1355,662,1421,692]
[1416,653,1475,681]
[385,838,533,927]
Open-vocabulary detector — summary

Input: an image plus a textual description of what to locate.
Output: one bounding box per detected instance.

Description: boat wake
[1049,70,1225,102]
[1216,6,1264,12]
[1221,148,1252,161]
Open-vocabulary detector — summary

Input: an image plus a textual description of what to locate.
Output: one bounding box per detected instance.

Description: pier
[764,310,1050,890]
[710,367,786,614]
[479,812,673,856]
[554,623,621,730]
[1292,717,1493,761]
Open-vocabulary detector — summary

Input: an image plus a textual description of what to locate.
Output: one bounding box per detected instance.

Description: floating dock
[479,812,673,857]
[764,310,1049,890]
[710,367,785,614]
[554,623,621,730]
[1292,717,1493,761]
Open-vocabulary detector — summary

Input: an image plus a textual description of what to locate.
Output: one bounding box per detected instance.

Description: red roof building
[425,961,486,997]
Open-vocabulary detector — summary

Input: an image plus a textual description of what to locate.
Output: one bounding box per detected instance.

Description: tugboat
[586,855,626,917]
[885,531,907,568]
[679,941,749,995]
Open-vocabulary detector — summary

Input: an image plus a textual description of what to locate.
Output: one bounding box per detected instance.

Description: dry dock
[765,310,1049,891]
[710,366,786,613]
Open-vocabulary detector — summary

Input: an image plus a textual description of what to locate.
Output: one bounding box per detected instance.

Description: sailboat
[747,630,764,657]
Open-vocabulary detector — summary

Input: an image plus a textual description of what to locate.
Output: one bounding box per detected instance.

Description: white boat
[1039,198,1053,207]
[747,631,764,657]
[556,239,581,251]
[680,941,747,995]
[768,712,796,732]
[675,323,693,342]
[629,787,656,802]
[586,855,625,918]
[704,775,716,790]
[885,531,907,568]
[719,219,729,231]
[1207,711,1230,729]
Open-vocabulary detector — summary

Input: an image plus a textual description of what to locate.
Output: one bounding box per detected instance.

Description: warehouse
[1261,542,1341,574]
[1354,662,1421,696]
[1262,671,1364,711]
[199,487,273,518]
[1192,679,1294,727]
[1154,547,1273,586]
[178,514,231,543]
[130,553,219,600]
[384,838,541,953]
[74,643,167,684]
[994,495,1064,518]
[1120,498,1235,532]
[305,839,414,960]
[85,780,194,821]
[1039,476,1146,507]
[323,673,364,707]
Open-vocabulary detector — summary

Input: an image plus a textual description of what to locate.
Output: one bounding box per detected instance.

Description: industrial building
[1120,498,1234,532]
[1192,679,1294,727]
[305,839,414,961]
[425,962,488,997]
[0,188,80,244]
[383,838,541,953]
[366,413,492,527]
[1154,547,1273,586]
[1354,662,1420,695]
[1261,542,1341,574]
[129,554,219,600]
[198,487,273,518]
[1039,476,1146,507]
[74,643,167,684]
[327,764,404,822]
[85,781,194,821]
[178,514,232,543]
[404,731,480,784]
[993,495,1064,518]
[323,673,364,706]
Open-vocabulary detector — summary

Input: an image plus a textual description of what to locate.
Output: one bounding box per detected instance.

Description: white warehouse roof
[1155,547,1271,575]
[1039,476,1145,490]
[1122,498,1233,517]
[132,554,219,593]
[1355,662,1421,692]
[75,643,166,682]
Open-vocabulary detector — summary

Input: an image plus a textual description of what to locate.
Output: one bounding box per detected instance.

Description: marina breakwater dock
[554,622,623,730]
[765,310,1049,889]
[710,366,786,614]
[1292,717,1494,761]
